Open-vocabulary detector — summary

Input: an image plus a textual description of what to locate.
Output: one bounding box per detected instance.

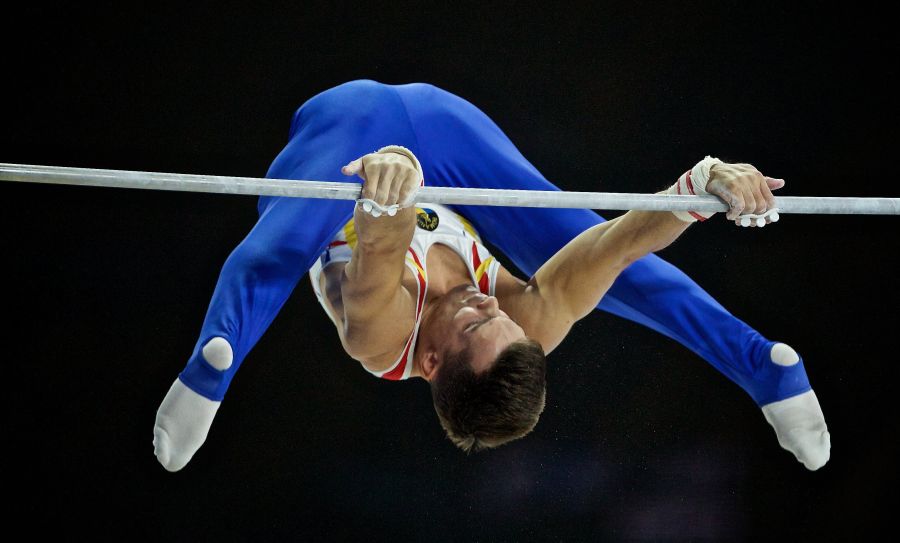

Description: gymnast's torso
[309,203,524,379]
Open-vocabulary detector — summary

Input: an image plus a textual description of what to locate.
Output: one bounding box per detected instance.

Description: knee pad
[742,341,811,407]
[771,343,800,366]
[202,337,233,371]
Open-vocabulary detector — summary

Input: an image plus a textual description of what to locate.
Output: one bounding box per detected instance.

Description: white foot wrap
[153,378,221,472]
[761,388,831,470]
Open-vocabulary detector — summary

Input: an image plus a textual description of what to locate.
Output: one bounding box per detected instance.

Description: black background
[3,2,896,541]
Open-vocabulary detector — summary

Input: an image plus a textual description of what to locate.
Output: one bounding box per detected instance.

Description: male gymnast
[153,80,830,472]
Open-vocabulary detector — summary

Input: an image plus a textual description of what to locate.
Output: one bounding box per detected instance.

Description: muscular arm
[548,200,690,321]
[508,159,774,353]
[339,149,422,363]
[518,191,691,347]
[340,203,417,362]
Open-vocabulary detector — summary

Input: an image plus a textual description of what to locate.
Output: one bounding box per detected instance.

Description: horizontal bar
[1,162,898,215]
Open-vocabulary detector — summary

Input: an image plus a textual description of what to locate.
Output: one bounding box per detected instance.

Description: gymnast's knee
[202,337,233,371]
[770,343,800,366]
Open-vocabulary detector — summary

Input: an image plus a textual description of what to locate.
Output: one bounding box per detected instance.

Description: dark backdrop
[2,2,896,541]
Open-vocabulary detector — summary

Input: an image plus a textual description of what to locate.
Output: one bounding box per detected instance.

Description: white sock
[153,379,221,471]
[153,337,231,472]
[760,344,831,470]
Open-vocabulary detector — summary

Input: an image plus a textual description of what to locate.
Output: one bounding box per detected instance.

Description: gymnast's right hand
[342,145,424,213]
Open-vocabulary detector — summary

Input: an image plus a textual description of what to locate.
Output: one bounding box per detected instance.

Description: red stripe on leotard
[471,242,491,294]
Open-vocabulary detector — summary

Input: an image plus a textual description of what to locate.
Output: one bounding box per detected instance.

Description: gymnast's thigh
[254,80,422,249]
[397,82,607,277]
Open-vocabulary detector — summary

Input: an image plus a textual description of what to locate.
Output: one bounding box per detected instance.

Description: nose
[475,294,500,311]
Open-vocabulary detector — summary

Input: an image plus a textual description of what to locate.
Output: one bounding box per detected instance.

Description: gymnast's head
[414,283,547,454]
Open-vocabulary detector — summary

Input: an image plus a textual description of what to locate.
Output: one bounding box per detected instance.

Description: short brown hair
[430,337,547,454]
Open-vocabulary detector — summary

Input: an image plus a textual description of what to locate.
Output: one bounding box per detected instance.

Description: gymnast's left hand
[341,151,421,210]
[706,162,786,227]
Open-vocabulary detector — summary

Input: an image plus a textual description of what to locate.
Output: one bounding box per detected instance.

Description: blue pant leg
[395,82,811,407]
[178,79,421,401]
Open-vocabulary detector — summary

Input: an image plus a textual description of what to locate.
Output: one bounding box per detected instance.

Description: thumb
[765,176,786,190]
[342,157,362,176]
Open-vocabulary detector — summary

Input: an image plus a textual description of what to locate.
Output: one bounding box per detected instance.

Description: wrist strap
[376,145,425,186]
[666,155,724,222]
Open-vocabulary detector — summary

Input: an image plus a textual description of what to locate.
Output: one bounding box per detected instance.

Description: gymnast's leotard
[309,203,501,380]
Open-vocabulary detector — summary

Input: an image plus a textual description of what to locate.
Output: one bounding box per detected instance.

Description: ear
[421,349,441,382]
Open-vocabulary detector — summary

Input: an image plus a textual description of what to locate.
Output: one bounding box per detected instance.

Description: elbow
[621,250,642,268]
[341,324,369,360]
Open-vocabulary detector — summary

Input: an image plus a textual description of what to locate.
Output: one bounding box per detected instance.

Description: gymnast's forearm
[353,202,417,253]
[529,192,692,322]
[616,190,694,259]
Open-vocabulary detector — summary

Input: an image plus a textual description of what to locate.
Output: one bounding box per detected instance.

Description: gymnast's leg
[154,80,421,471]
[393,81,829,470]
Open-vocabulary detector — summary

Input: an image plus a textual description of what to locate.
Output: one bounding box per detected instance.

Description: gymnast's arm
[337,147,426,365]
[509,191,693,352]
[516,160,776,348]
[340,201,418,363]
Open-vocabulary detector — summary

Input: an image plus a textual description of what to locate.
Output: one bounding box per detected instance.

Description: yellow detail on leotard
[474,256,494,283]
[343,218,358,249]
[455,213,482,242]
[406,254,426,278]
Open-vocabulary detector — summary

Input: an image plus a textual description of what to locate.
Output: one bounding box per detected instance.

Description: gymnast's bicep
[494,264,575,356]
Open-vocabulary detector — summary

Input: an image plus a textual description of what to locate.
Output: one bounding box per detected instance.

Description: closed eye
[466,317,495,333]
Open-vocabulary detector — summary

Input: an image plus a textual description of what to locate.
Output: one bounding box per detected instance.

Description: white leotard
[309,203,501,380]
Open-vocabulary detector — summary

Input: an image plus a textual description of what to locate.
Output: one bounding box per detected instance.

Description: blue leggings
[178,79,811,408]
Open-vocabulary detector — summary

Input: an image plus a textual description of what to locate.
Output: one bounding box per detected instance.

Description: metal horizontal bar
[2,162,898,215]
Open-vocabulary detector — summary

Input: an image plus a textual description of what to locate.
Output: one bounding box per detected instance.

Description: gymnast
[153,79,830,472]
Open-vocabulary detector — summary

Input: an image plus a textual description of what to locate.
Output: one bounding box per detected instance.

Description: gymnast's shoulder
[493,264,575,357]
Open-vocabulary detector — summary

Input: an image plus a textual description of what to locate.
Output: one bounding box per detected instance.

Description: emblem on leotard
[416,207,439,231]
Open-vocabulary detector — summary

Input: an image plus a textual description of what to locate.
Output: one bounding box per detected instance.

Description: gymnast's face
[423,284,526,375]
